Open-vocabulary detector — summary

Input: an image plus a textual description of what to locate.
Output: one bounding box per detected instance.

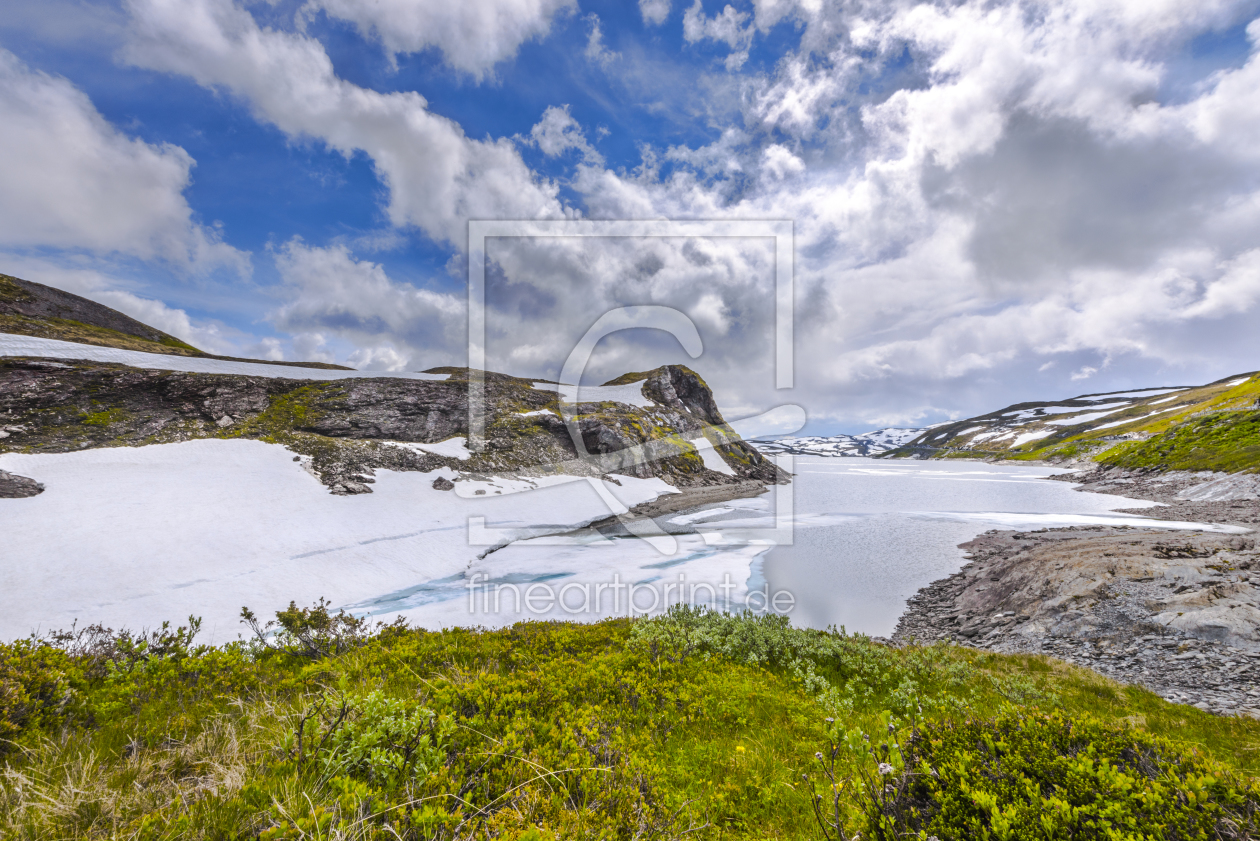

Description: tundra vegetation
[3,604,1260,840]
[895,372,1260,473]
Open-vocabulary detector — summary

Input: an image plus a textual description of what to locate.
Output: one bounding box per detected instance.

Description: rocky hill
[0,273,785,497]
[888,371,1260,472]
[0,273,348,369]
[0,356,783,496]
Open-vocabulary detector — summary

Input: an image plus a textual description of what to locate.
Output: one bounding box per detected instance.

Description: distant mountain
[754,427,925,457]
[0,272,350,370]
[887,372,1260,471]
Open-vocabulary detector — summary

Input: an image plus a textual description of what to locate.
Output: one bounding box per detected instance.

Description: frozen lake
[451,456,1244,638]
[0,445,1246,642]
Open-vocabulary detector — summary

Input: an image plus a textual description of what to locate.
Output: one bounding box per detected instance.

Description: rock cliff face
[0,357,785,494]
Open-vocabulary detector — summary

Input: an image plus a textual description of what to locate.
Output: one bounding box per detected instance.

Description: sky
[2,0,1260,435]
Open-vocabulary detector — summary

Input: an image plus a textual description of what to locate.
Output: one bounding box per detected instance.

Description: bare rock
[0,469,44,498]
[432,476,455,491]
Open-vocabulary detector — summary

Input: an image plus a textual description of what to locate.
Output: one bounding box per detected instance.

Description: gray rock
[432,476,455,491]
[0,469,44,498]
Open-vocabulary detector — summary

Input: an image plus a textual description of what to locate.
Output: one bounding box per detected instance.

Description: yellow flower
[736,745,746,753]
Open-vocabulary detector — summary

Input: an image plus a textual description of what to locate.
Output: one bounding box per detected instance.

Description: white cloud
[271,239,464,370]
[95,0,1260,430]
[682,1,754,70]
[123,0,568,248]
[528,105,603,165]
[639,0,671,26]
[302,0,575,78]
[1071,366,1099,381]
[0,49,247,273]
[759,144,805,181]
[584,13,619,68]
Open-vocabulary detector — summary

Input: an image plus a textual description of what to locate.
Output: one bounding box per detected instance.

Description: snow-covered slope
[754,427,924,457]
[893,373,1259,460]
[0,439,679,641]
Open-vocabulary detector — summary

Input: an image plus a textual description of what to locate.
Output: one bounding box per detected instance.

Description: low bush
[3,604,1260,839]
[814,711,1260,839]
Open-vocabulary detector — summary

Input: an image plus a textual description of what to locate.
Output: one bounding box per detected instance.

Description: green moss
[79,407,128,427]
[0,275,35,304]
[1097,409,1260,473]
[228,385,337,442]
[154,334,202,353]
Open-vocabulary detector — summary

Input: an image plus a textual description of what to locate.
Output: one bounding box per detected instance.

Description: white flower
[878,762,894,775]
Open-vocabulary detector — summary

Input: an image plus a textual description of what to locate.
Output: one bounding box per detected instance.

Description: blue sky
[3,0,1260,434]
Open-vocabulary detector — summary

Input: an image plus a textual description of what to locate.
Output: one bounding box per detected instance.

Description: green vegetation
[229,385,337,443]
[0,313,203,357]
[79,407,130,427]
[0,275,36,304]
[3,605,1259,839]
[892,372,1260,471]
[1098,410,1260,473]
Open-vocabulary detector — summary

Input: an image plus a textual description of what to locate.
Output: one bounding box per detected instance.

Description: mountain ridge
[884,371,1260,473]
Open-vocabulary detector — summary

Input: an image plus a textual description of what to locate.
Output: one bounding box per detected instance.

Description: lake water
[759,459,1165,636]
[369,457,1243,636]
[3,445,1241,641]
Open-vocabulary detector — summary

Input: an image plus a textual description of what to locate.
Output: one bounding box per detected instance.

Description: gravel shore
[892,465,1260,716]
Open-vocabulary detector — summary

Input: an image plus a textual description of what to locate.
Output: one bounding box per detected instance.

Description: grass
[0,313,203,357]
[1098,410,1260,473]
[3,606,1260,839]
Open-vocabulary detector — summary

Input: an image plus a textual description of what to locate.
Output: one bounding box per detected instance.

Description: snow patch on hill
[753,427,923,457]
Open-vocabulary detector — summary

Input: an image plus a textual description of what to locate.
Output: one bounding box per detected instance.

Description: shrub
[820,711,1260,840]
[242,598,402,659]
[0,641,78,751]
[296,690,453,791]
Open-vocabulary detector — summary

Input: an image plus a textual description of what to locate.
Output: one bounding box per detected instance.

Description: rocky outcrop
[0,469,43,498]
[891,465,1260,716]
[0,358,785,494]
[894,527,1260,716]
[1050,466,1260,526]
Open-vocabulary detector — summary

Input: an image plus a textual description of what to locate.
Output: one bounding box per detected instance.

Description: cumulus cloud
[682,1,754,70]
[0,49,247,273]
[105,0,1260,428]
[123,0,568,248]
[640,0,671,26]
[302,0,575,78]
[485,0,1260,428]
[271,239,464,370]
[528,105,603,165]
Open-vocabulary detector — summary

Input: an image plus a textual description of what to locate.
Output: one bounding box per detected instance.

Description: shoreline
[892,465,1260,716]
[583,479,770,534]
